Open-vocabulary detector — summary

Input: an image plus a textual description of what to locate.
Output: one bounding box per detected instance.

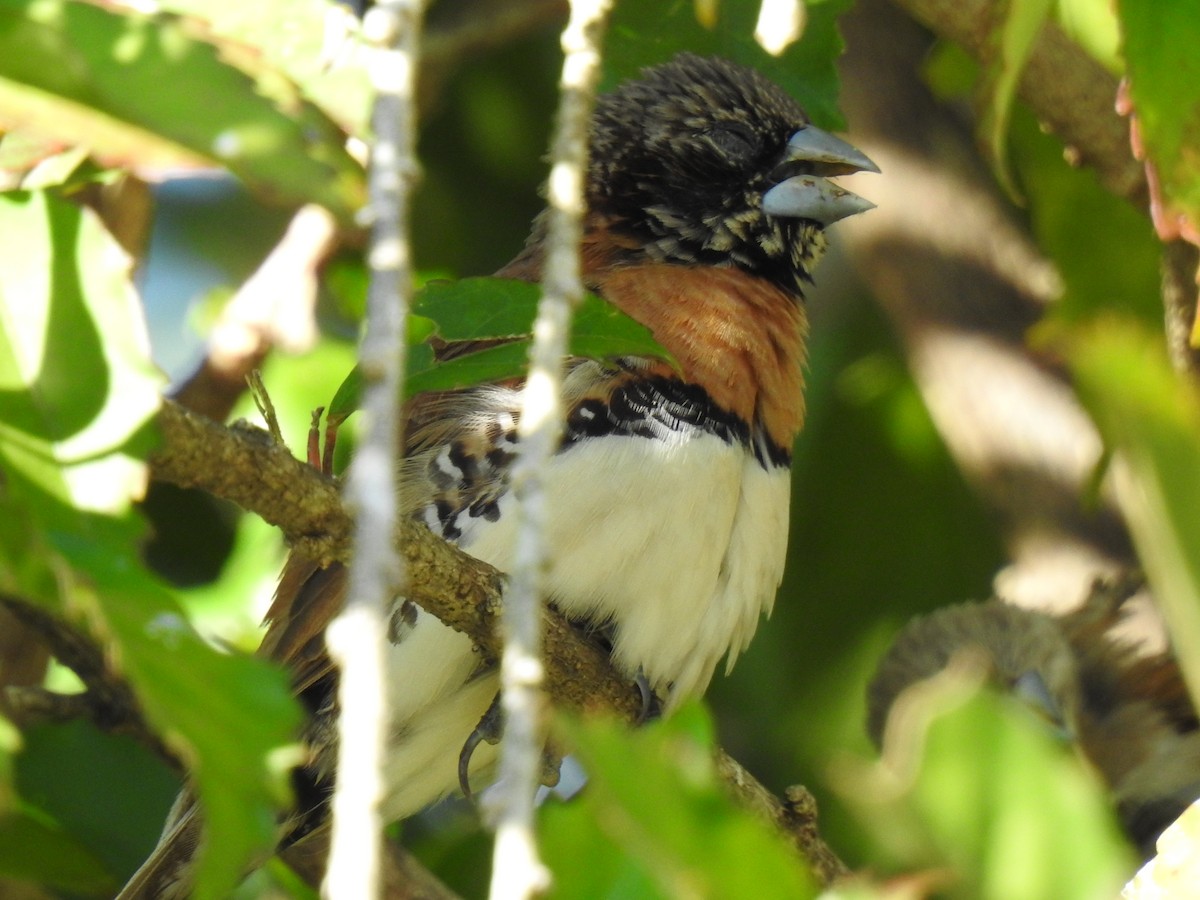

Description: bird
[120,52,878,895]
[866,579,1200,859]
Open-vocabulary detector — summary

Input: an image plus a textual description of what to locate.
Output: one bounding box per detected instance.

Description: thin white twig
[754,0,806,55]
[218,203,337,354]
[323,2,424,898]
[487,2,612,898]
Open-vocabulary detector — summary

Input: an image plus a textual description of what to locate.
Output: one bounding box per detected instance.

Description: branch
[170,205,337,423]
[151,399,350,563]
[889,0,1200,375]
[889,0,1144,207]
[1161,240,1200,374]
[715,752,850,885]
[147,399,849,884]
[0,604,49,723]
[0,594,181,772]
[281,827,463,900]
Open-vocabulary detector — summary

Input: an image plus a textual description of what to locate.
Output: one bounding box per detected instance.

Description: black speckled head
[587,54,874,296]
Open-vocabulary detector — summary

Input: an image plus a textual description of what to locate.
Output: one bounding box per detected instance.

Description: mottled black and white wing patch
[401,357,787,544]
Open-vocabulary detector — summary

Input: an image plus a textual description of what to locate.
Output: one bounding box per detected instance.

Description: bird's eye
[706,125,759,164]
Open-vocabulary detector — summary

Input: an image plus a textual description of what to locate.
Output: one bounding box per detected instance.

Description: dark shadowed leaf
[0,806,117,894]
[15,721,179,887]
[605,0,854,130]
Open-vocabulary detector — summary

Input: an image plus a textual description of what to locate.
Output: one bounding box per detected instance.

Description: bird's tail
[115,796,203,900]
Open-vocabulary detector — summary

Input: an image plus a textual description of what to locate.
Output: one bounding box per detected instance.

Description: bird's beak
[762,126,879,226]
[1013,669,1075,740]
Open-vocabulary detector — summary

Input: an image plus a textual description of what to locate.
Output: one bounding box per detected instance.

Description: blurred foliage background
[1,0,1199,896]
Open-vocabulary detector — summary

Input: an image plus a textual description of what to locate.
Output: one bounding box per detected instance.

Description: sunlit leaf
[0,191,301,898]
[1125,800,1200,897]
[0,715,16,816]
[977,0,1053,198]
[1055,0,1120,71]
[0,0,364,218]
[154,0,372,137]
[0,190,158,516]
[694,0,720,31]
[0,131,92,190]
[1118,2,1200,237]
[1063,317,1200,705]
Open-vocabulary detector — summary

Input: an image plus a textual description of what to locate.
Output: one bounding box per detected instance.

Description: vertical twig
[323,2,424,898]
[754,0,806,55]
[486,2,612,898]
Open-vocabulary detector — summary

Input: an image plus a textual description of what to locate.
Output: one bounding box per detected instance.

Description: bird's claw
[459,692,504,803]
[635,667,663,724]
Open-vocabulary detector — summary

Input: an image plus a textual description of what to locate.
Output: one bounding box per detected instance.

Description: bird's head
[865,601,1082,749]
[587,53,877,296]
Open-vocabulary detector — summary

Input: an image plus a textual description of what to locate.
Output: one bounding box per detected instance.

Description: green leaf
[0,191,159,516]
[15,721,179,886]
[1055,0,1120,71]
[1009,103,1162,327]
[0,724,113,893]
[0,715,17,816]
[0,0,365,219]
[1062,317,1200,708]
[53,521,301,900]
[327,278,671,423]
[403,340,527,396]
[0,191,302,899]
[153,0,372,137]
[542,705,816,900]
[977,0,1054,198]
[834,669,1131,898]
[1118,1,1200,232]
[605,0,855,130]
[0,806,117,893]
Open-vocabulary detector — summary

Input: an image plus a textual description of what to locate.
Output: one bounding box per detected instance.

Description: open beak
[762,126,879,226]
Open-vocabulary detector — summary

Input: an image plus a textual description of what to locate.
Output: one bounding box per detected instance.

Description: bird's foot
[459,692,504,802]
[635,667,663,724]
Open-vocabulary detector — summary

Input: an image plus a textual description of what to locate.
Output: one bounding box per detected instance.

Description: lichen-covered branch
[151,399,350,563]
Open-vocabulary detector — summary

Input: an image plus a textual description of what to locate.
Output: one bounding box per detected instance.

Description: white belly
[381,433,790,819]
